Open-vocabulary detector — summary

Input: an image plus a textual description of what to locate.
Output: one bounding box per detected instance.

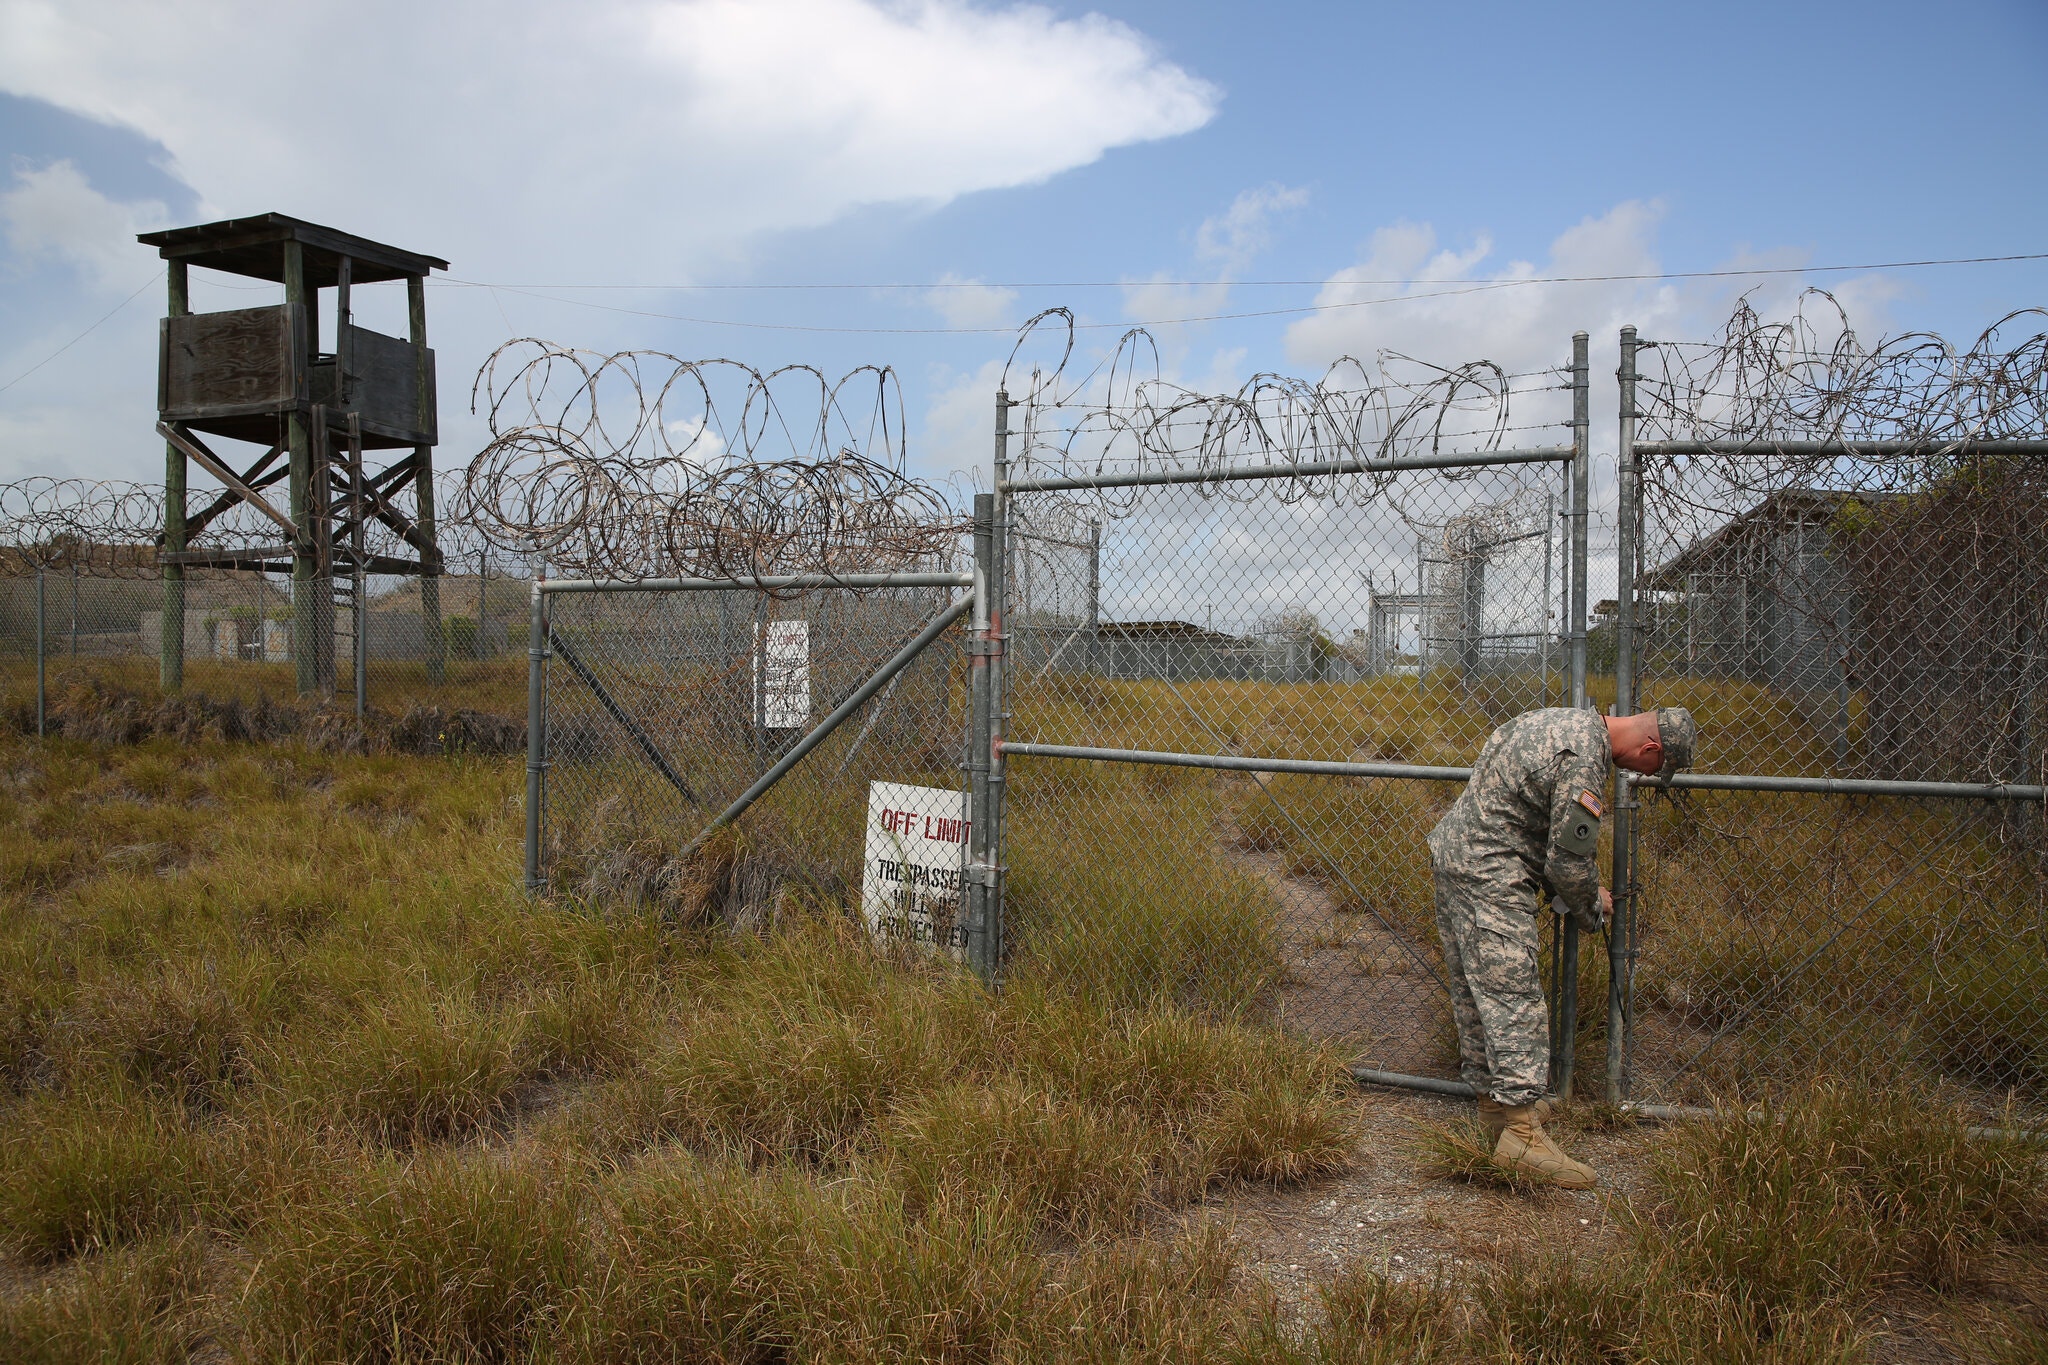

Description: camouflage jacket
[1426,708,1610,917]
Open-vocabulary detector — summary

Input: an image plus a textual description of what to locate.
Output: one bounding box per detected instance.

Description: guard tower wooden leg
[409,275,445,685]
[161,260,188,692]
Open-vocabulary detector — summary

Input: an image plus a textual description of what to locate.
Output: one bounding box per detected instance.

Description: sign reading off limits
[861,781,969,961]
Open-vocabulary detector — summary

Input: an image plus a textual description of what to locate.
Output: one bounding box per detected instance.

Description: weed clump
[243,1152,588,1362]
[0,1232,211,1365]
[4,673,523,755]
[1926,954,2048,1095]
[0,1092,201,1263]
[1651,1084,2048,1302]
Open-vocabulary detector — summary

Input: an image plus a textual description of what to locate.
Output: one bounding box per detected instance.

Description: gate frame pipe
[998,444,1574,494]
[680,591,975,864]
[541,572,972,594]
[1353,1067,1476,1099]
[1641,772,2047,801]
[1609,326,1641,1106]
[999,741,1470,783]
[987,393,1012,981]
[1569,332,1591,711]
[965,489,1000,981]
[1557,330,1592,1099]
[524,576,547,892]
[35,566,46,738]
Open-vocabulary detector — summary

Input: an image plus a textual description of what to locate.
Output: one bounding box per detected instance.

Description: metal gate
[524,568,983,953]
[1617,303,2048,1115]
[990,321,1597,1095]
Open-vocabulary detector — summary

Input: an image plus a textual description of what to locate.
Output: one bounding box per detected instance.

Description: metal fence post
[35,566,46,738]
[1542,491,1555,704]
[1556,332,1593,1098]
[965,490,999,983]
[1569,331,1590,711]
[1608,325,1641,1105]
[989,390,1011,979]
[525,576,548,893]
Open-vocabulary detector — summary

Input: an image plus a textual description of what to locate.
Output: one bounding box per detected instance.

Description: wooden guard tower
[139,213,450,700]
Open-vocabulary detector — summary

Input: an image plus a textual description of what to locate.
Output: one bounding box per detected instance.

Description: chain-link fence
[991,319,1594,1093]
[10,300,2042,1120]
[1622,298,2048,1114]
[0,486,535,736]
[530,574,973,943]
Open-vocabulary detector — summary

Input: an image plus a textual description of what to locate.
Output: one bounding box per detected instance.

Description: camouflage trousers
[1431,861,1548,1107]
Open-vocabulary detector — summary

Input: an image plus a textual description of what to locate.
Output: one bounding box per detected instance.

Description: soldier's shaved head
[1605,711,1667,776]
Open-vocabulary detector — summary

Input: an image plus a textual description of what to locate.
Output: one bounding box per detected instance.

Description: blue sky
[3,0,2044,492]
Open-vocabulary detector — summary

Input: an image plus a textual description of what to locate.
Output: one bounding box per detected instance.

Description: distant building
[1641,479,2043,783]
[1094,620,1264,682]
[1639,489,1888,694]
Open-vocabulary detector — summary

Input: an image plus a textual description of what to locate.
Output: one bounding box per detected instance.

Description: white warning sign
[861,781,970,960]
[754,619,811,729]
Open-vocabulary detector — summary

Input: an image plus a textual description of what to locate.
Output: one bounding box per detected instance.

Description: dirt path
[1165,1087,1656,1316]
[1221,779,1454,1078]
[1167,1089,2022,1361]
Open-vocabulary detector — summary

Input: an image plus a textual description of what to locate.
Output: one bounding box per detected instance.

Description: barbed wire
[1001,308,1561,510]
[0,474,509,579]
[1638,289,2048,451]
[454,341,962,583]
[1634,294,2048,798]
[1000,308,1569,545]
[1636,293,2048,550]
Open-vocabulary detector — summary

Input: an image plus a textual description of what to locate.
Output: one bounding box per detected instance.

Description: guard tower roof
[137,213,448,287]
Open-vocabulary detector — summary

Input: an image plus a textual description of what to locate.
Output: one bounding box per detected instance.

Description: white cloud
[1,159,167,290]
[919,358,1004,484]
[926,274,1018,330]
[1194,182,1308,275]
[1285,201,1682,384]
[662,413,728,466]
[1117,183,1309,340]
[0,0,1216,482]
[0,0,1218,281]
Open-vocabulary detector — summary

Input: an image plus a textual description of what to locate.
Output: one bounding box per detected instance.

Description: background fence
[992,317,1598,1095]
[7,301,2043,1120]
[0,514,536,735]
[1621,297,2048,1112]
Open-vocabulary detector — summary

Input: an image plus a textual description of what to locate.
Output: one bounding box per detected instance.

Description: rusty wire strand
[1003,309,1554,498]
[454,340,962,584]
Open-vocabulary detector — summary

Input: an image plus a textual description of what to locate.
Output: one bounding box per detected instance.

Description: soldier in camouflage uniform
[1427,706,1696,1187]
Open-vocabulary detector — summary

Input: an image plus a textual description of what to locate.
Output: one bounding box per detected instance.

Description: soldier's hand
[1577,887,1611,935]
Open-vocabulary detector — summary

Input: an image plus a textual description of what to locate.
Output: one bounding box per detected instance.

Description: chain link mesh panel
[539,583,966,927]
[1002,443,1579,1077]
[2,473,538,726]
[0,557,535,730]
[1627,301,2048,1114]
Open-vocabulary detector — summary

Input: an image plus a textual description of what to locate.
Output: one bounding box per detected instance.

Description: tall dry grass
[1017,668,2045,1105]
[0,652,532,721]
[0,725,1363,1360]
[3,670,2045,1360]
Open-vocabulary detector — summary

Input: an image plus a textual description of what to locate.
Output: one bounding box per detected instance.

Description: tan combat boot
[1491,1104,1596,1189]
[1476,1095,1551,1143]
